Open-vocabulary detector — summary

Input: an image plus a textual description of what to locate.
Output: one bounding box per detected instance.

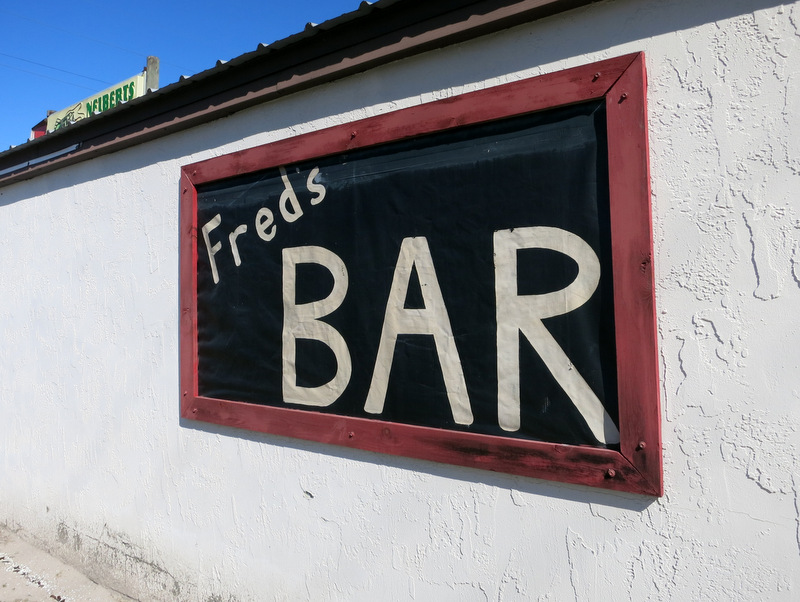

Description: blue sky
[0,1,365,151]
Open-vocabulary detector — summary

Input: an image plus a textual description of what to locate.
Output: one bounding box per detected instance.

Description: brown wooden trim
[180,53,662,495]
[0,0,602,188]
[180,168,199,417]
[185,395,657,494]
[605,53,662,495]
[186,53,633,185]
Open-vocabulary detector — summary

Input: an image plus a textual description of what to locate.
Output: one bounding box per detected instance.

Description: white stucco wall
[2,0,799,599]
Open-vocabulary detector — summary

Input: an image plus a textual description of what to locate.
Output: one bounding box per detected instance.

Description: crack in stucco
[565,529,583,602]
[727,509,783,526]
[743,210,772,300]
[721,412,798,496]
[791,235,800,288]
[674,333,691,393]
[742,206,800,300]
[793,473,800,556]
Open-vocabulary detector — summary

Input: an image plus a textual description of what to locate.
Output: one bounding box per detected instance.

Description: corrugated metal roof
[2,0,398,160]
[0,0,600,185]
[173,0,397,84]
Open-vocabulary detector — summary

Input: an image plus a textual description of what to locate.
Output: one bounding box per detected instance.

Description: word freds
[201,165,326,284]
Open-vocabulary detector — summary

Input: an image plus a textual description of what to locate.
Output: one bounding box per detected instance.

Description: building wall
[1,0,799,599]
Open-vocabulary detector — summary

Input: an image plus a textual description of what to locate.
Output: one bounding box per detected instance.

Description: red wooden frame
[180,52,661,496]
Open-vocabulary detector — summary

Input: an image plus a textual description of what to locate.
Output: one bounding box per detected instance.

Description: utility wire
[0,8,192,72]
[0,8,146,60]
[0,62,98,92]
[0,51,112,85]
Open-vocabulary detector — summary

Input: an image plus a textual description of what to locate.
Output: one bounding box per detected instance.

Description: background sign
[45,58,158,132]
[181,53,662,494]
[46,73,145,132]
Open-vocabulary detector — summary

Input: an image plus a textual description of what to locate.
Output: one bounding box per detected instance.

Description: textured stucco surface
[1,0,799,600]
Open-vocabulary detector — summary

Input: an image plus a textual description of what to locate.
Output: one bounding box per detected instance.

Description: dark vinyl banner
[195,100,620,448]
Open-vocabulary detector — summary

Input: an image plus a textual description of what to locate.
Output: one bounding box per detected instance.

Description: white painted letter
[282,246,351,407]
[365,237,473,425]
[201,214,223,284]
[229,224,248,266]
[255,207,276,241]
[307,167,327,205]
[494,226,619,444]
[278,166,304,223]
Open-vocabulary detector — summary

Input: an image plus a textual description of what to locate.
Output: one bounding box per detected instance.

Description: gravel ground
[0,527,134,602]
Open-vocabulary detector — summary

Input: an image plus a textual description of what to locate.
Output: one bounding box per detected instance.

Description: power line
[0,8,192,72]
[0,62,98,92]
[0,8,146,60]
[0,51,112,85]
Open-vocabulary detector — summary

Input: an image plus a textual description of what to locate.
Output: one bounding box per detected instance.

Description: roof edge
[0,0,601,187]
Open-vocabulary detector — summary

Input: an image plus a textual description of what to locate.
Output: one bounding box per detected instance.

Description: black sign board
[181,53,662,495]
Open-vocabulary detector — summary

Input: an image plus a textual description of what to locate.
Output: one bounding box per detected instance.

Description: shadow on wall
[0,0,786,204]
[178,416,656,511]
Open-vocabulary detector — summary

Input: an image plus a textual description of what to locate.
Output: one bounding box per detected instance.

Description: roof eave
[0,0,600,187]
